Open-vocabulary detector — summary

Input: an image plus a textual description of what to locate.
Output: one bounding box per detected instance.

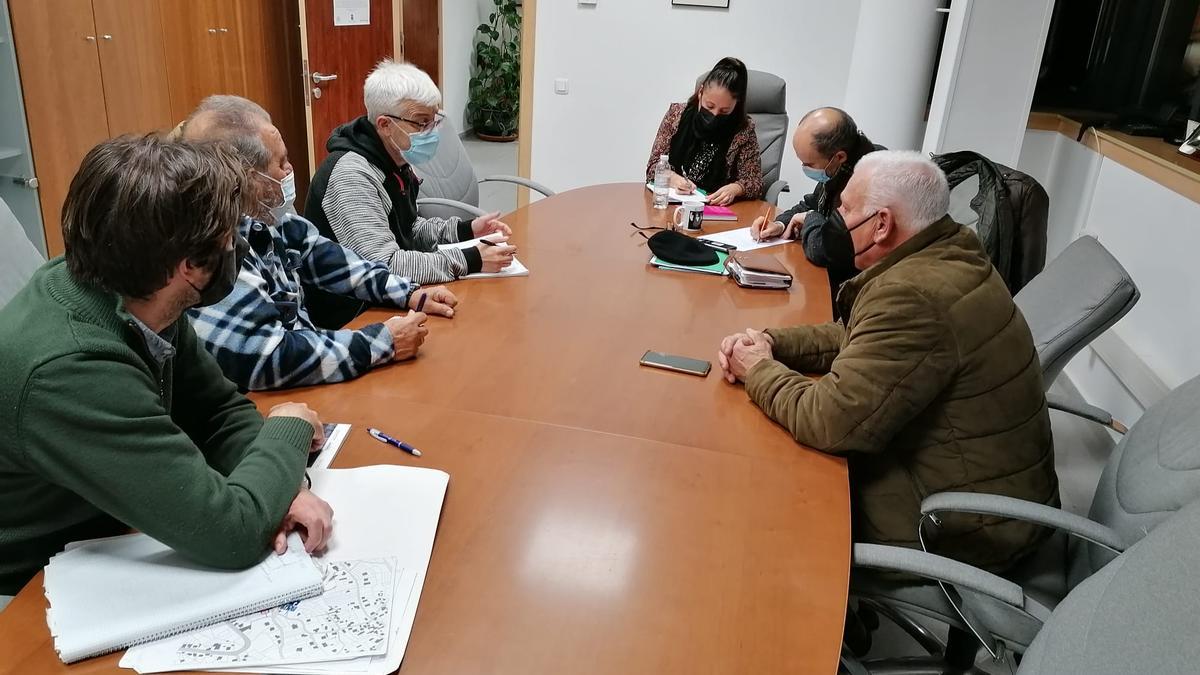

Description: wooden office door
[92,0,172,135]
[8,0,110,257]
[299,0,394,174]
[402,0,439,86]
[160,0,226,123]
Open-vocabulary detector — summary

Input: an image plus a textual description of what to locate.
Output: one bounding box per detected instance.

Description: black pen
[414,292,427,312]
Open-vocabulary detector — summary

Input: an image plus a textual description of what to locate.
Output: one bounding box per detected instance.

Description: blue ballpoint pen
[367,428,422,457]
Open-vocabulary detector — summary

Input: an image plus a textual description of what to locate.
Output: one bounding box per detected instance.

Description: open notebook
[45,532,322,664]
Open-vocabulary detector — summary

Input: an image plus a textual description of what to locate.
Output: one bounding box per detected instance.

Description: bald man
[750,108,880,318]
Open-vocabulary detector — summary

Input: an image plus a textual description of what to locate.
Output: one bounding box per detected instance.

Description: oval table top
[0,183,850,675]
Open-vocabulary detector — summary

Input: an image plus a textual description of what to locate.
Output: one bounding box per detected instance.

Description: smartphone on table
[639,350,712,377]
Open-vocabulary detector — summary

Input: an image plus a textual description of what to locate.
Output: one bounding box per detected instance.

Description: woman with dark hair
[645,57,763,206]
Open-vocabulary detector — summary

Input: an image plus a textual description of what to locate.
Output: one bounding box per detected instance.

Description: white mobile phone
[639,350,712,377]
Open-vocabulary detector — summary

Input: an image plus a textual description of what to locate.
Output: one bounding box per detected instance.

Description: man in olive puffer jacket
[719,150,1056,573]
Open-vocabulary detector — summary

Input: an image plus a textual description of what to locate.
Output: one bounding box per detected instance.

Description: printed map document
[122,560,417,672]
[45,533,322,664]
[173,465,449,675]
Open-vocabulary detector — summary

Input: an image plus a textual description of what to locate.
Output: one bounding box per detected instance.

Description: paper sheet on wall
[333,0,370,26]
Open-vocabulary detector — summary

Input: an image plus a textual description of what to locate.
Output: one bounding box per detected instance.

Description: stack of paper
[437,237,529,278]
[44,533,324,664]
[644,182,708,204]
[697,227,792,252]
[122,465,450,675]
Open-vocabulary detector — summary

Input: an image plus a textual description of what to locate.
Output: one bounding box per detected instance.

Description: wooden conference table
[0,183,851,675]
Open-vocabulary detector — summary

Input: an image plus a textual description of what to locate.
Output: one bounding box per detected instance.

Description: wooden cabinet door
[92,0,172,135]
[213,0,247,96]
[159,0,225,123]
[7,0,109,257]
[237,0,309,190]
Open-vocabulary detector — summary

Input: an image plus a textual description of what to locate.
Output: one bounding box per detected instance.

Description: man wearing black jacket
[751,108,880,319]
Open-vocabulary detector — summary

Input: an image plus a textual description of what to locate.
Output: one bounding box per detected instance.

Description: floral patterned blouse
[645,102,764,200]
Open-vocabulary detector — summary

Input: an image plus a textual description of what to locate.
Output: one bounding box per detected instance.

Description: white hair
[856,150,949,232]
[363,60,441,120]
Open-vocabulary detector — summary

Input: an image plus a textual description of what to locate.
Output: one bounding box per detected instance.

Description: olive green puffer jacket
[745,216,1057,572]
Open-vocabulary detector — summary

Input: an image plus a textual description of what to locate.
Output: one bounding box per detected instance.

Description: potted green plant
[467,0,521,142]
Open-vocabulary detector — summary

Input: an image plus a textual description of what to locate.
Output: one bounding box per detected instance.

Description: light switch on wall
[554,78,570,95]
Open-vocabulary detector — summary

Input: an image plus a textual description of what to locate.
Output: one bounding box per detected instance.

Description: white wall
[924,0,1054,166]
[529,0,863,197]
[441,0,480,132]
[1017,130,1199,425]
[843,0,943,152]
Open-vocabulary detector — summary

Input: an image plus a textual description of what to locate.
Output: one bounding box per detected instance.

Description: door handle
[312,72,338,84]
[4,176,39,189]
[101,34,113,40]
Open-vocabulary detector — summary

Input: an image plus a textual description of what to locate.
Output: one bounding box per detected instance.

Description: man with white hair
[304,60,515,328]
[718,150,1056,572]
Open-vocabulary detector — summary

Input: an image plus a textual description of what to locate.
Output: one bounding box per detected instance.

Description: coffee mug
[672,203,704,232]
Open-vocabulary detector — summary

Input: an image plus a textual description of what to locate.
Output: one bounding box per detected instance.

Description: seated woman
[645,57,763,206]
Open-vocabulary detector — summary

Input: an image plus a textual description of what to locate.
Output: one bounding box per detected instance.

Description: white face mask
[256,170,297,223]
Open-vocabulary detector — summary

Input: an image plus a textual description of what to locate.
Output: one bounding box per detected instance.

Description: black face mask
[695,106,735,138]
[846,212,880,258]
[189,235,249,308]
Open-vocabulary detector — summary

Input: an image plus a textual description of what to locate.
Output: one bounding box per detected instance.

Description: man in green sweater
[0,135,333,605]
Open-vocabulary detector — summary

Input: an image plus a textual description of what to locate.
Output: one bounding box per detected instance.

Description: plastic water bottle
[652,155,670,210]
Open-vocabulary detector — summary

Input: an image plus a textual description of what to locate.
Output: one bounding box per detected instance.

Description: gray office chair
[1016,498,1200,675]
[412,117,555,220]
[842,372,1200,674]
[1014,236,1140,433]
[0,195,43,309]
[695,69,790,204]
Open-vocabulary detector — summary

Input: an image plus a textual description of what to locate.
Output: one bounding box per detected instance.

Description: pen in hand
[414,292,427,313]
[368,428,421,457]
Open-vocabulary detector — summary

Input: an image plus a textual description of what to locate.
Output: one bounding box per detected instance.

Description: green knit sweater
[0,259,313,594]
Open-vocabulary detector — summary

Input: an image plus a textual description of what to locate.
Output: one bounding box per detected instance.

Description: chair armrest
[479,175,556,197]
[921,492,1126,552]
[416,197,488,219]
[852,544,1025,607]
[765,179,789,206]
[1046,391,1128,433]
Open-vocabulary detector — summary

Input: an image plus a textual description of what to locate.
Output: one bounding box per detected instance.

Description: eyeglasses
[383,111,445,133]
[629,221,666,242]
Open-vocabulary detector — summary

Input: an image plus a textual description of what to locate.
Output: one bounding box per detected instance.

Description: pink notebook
[702,205,737,221]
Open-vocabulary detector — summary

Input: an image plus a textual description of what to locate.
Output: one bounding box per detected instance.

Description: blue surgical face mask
[387,125,441,166]
[802,155,837,184]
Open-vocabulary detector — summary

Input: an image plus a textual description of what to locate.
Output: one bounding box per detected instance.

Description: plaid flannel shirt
[187,213,417,391]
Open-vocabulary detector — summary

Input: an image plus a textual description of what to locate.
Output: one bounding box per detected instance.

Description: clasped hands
[717,328,775,384]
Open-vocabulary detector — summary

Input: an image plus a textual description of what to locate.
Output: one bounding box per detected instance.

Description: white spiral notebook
[44,532,323,664]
